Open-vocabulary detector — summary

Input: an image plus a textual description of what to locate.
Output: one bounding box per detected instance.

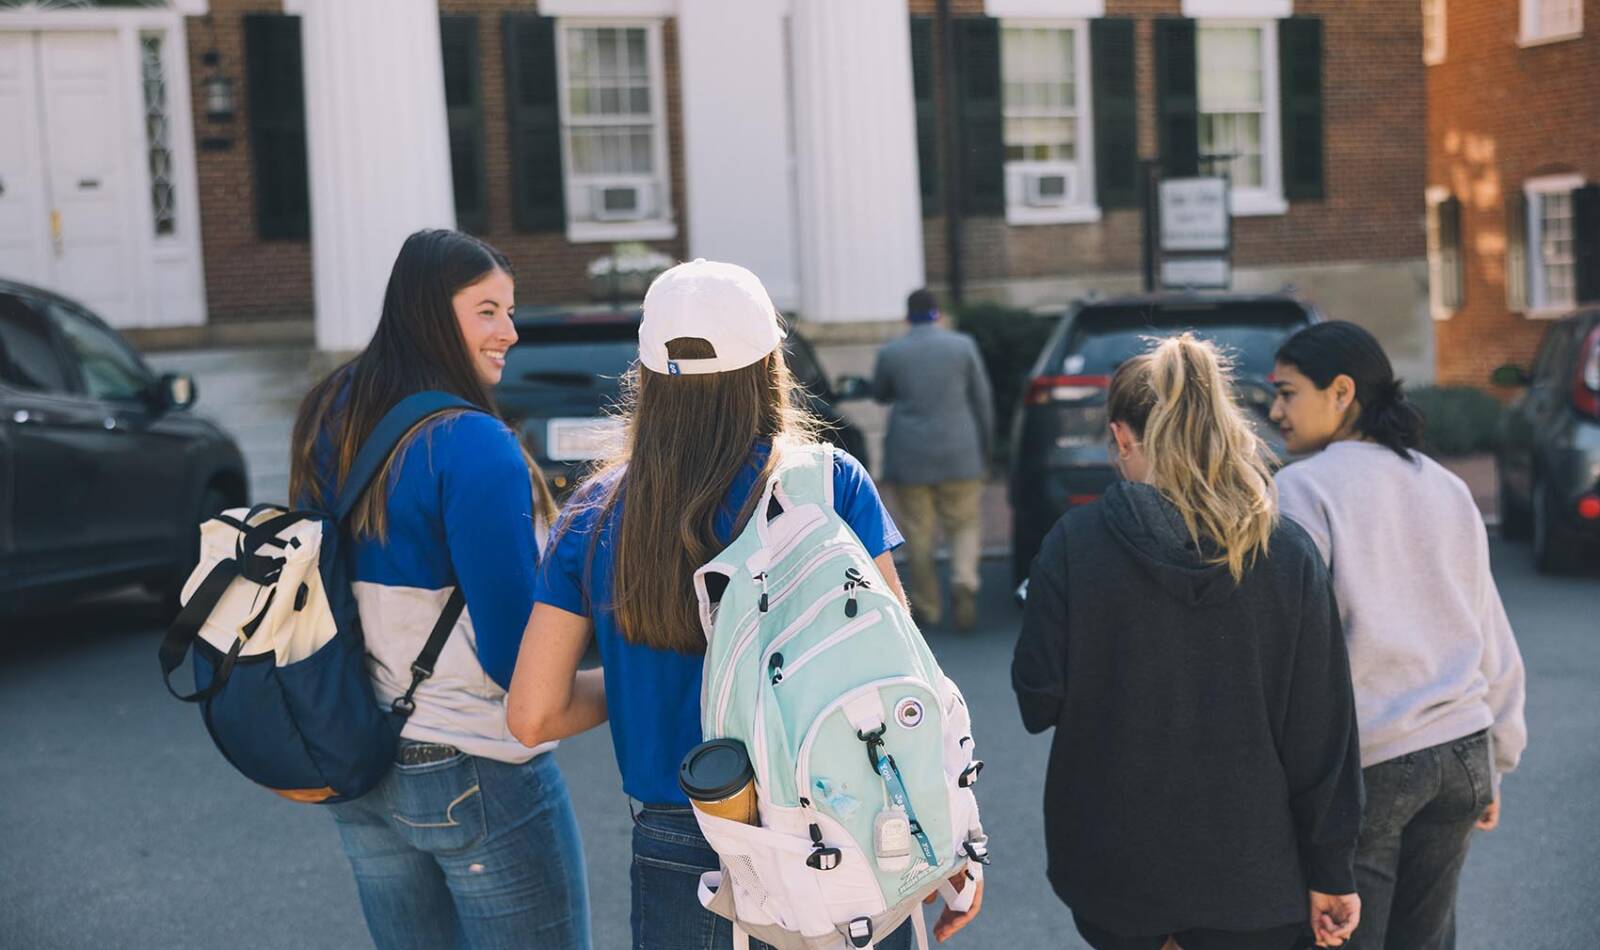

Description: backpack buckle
[847,917,873,948]
[806,846,842,871]
[391,695,417,716]
[958,760,984,788]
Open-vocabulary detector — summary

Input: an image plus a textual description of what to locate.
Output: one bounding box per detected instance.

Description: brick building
[1,0,1430,376]
[1426,0,1599,387]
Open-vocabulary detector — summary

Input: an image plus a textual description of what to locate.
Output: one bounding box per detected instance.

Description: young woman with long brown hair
[505,259,984,949]
[288,229,587,949]
[1011,334,1364,950]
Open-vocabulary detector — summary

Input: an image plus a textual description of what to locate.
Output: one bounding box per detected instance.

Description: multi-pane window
[1426,190,1463,318]
[1529,184,1578,311]
[557,22,671,236]
[1000,24,1095,222]
[1422,0,1446,64]
[1198,25,1268,190]
[1522,0,1583,42]
[139,33,175,236]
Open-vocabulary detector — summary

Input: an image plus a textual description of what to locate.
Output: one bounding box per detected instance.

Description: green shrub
[953,302,1060,462]
[1409,385,1505,457]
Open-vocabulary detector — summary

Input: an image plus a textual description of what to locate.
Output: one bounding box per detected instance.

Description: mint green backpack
[691,443,988,950]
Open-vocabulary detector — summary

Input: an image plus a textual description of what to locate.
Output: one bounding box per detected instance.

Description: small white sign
[1161,257,1232,289]
[546,417,623,462]
[1160,177,1230,252]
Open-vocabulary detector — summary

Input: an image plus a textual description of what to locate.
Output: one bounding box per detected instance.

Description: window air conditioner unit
[1023,168,1077,207]
[592,183,648,222]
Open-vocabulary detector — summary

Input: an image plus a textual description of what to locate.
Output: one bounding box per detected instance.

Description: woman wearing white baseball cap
[504,260,981,948]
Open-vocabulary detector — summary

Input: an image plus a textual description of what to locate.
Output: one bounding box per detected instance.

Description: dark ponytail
[1275,321,1424,460]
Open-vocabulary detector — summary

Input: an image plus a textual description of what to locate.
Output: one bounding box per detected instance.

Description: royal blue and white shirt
[312,409,549,764]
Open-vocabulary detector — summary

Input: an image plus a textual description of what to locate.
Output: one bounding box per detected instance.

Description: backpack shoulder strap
[773,442,836,512]
[334,391,481,522]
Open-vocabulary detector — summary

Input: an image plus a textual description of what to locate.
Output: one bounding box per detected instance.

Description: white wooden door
[37,32,132,325]
[0,33,49,285]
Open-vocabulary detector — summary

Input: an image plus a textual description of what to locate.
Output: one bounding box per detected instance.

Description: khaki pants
[895,479,983,620]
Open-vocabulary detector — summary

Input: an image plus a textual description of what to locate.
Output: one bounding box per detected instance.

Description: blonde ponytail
[1108,334,1278,584]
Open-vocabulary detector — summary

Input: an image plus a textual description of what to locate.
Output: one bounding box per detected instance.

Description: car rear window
[505,321,639,390]
[1057,301,1310,378]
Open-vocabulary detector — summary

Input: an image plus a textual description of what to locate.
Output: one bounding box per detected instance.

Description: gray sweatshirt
[1277,441,1527,793]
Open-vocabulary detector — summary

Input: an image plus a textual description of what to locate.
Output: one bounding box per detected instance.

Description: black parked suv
[1492,306,1600,574]
[0,280,249,615]
[495,308,870,493]
[1008,293,1319,582]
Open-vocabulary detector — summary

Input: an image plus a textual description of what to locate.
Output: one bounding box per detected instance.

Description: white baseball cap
[638,258,786,376]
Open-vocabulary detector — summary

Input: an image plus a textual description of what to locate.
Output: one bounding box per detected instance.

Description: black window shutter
[953,16,1005,217]
[504,14,565,233]
[440,16,487,234]
[1091,18,1138,209]
[1279,16,1325,202]
[910,16,940,217]
[1154,18,1198,178]
[244,14,310,240]
[1438,196,1463,310]
[1575,184,1600,304]
[1505,189,1528,311]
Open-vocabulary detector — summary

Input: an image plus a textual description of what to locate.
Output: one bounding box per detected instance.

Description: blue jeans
[630,804,913,950]
[330,746,591,950]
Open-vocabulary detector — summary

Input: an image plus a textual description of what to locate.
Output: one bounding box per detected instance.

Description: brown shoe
[952,586,978,632]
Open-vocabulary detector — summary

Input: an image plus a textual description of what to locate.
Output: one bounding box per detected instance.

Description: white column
[789,0,925,323]
[675,0,799,309]
[285,0,456,351]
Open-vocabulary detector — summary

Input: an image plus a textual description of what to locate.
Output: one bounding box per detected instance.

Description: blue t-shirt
[311,410,540,691]
[535,442,903,804]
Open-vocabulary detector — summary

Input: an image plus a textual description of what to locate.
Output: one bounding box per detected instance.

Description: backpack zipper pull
[756,572,769,613]
[768,652,784,685]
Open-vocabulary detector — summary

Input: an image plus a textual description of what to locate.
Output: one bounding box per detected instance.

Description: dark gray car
[0,280,248,615]
[1493,307,1600,573]
[1008,293,1319,583]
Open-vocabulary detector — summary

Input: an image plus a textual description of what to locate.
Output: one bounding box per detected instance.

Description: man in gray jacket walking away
[872,289,995,630]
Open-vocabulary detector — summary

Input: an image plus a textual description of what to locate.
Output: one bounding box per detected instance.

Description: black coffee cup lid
[679,738,754,802]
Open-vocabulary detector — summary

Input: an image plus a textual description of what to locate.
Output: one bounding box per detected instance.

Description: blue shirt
[535,442,903,804]
[312,410,540,691]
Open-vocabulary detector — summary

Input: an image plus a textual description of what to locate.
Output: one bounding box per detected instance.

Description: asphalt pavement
[2,542,1594,950]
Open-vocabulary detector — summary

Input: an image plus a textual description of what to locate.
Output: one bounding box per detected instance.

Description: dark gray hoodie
[1012,481,1363,937]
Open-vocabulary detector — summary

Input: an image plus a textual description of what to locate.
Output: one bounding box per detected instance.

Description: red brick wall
[912,0,1425,284]
[1429,0,1600,387]
[189,1,686,324]
[186,0,314,324]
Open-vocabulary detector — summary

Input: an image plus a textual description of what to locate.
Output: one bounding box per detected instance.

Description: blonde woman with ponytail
[1012,334,1364,950]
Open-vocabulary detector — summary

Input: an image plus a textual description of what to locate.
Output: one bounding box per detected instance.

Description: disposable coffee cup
[679,738,758,825]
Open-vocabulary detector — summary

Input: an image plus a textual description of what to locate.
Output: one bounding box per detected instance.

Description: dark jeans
[1348,730,1493,950]
[1072,914,1304,950]
[630,804,913,950]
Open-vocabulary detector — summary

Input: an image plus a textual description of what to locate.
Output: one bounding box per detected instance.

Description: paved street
[2,543,1594,950]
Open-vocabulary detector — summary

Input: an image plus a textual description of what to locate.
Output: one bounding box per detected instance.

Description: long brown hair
[570,337,823,654]
[288,229,556,538]
[1107,334,1277,584]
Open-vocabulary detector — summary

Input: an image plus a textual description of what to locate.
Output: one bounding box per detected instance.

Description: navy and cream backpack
[158,392,478,803]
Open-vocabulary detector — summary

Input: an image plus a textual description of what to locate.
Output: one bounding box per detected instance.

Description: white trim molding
[986,0,1104,17]
[1183,0,1291,18]
[1424,186,1456,320]
[539,0,677,15]
[1519,0,1584,47]
[1422,0,1446,65]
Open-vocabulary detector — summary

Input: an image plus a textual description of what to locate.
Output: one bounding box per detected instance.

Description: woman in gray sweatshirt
[1271,321,1527,950]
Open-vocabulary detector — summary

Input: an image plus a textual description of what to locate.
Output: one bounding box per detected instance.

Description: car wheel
[1532,477,1581,575]
[1497,463,1531,541]
[161,485,232,618]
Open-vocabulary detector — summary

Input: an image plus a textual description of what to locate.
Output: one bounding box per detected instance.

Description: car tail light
[1579,495,1600,521]
[1573,325,1600,419]
[1026,375,1110,406]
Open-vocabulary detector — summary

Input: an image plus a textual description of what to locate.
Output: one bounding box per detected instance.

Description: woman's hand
[922,869,983,942]
[1476,797,1501,831]
[1309,890,1360,947]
